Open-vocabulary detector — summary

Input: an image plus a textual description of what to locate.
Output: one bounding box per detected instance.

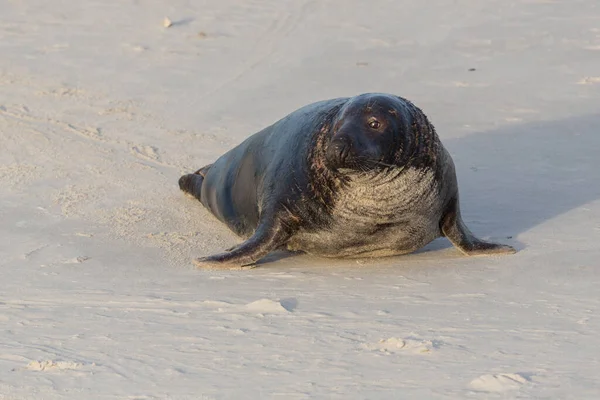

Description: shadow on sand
[420,112,600,253]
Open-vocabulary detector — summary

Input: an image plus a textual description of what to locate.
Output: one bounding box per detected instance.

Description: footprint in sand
[468,373,529,392]
[24,360,88,372]
[577,77,600,85]
[130,145,161,163]
[363,337,440,354]
[202,298,296,314]
[244,298,292,314]
[62,256,90,264]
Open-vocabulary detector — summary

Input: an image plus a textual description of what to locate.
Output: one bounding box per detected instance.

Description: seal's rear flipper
[441,198,516,256]
[179,173,204,202]
[178,164,213,200]
[194,217,293,269]
[194,163,213,177]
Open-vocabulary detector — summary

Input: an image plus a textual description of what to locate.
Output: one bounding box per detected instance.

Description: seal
[179,93,516,269]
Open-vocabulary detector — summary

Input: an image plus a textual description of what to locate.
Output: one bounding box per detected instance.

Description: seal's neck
[331,166,439,224]
[397,102,441,169]
[338,166,408,186]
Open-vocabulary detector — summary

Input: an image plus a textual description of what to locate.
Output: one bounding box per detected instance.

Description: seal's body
[179,93,515,268]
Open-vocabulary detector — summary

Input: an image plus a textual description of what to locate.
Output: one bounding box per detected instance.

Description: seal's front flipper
[441,198,516,256]
[194,218,293,270]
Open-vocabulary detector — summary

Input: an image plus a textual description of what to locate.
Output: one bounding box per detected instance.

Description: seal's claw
[193,254,256,270]
[194,257,242,270]
[462,243,517,256]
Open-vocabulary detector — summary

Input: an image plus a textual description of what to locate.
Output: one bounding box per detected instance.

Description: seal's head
[325,93,414,172]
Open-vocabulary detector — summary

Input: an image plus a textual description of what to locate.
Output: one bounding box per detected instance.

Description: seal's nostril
[330,140,350,163]
[339,145,350,162]
[326,141,348,166]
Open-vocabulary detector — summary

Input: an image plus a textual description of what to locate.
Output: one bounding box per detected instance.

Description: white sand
[1,0,600,398]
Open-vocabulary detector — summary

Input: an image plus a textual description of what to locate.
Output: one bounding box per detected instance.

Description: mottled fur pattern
[287,167,442,257]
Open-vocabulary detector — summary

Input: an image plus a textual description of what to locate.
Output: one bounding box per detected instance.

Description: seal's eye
[368,119,381,130]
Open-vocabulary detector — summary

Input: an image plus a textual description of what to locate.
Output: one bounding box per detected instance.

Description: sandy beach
[1,0,600,398]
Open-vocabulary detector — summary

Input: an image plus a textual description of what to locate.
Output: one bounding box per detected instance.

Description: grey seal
[179,93,516,269]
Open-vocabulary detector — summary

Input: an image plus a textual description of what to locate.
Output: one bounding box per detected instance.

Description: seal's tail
[179,164,212,202]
